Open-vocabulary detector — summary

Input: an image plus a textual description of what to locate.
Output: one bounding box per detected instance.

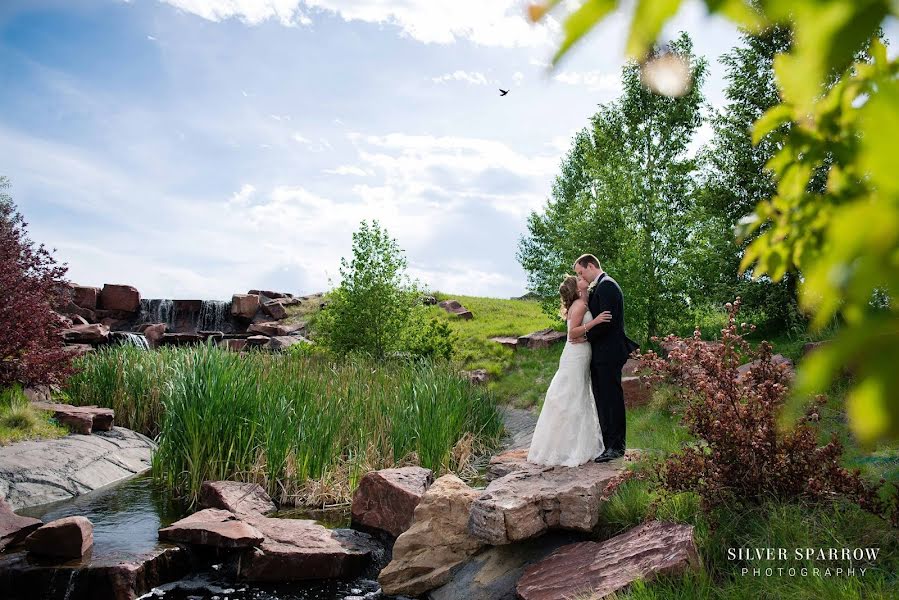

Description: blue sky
[2,1,896,300]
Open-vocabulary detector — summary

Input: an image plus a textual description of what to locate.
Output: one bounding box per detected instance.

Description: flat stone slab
[517,328,566,350]
[516,521,700,600]
[31,402,114,434]
[487,448,643,482]
[198,481,276,516]
[489,336,519,350]
[159,508,264,549]
[0,497,41,552]
[468,460,625,545]
[351,466,434,538]
[0,427,156,510]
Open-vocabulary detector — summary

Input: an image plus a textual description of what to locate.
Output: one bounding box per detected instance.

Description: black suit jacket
[586,273,638,365]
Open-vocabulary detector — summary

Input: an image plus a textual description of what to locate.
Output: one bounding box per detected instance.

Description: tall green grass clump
[66,345,502,507]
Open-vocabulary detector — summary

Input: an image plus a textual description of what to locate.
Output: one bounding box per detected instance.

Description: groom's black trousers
[591,360,626,452]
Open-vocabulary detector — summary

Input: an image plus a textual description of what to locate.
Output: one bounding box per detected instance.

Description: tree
[315,220,423,359]
[0,177,74,388]
[529,0,899,443]
[518,33,707,342]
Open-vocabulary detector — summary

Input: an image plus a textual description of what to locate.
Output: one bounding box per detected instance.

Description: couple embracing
[527,254,639,467]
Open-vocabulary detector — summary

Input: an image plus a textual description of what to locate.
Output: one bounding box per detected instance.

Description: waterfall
[116,332,150,350]
[139,299,175,328]
[197,300,231,332]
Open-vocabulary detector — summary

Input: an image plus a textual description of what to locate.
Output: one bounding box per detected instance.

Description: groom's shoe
[593,448,625,463]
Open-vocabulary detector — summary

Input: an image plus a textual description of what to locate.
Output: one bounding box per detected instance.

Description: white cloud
[157,0,557,47]
[431,70,490,85]
[513,71,524,86]
[324,165,371,176]
[553,70,621,94]
[228,183,256,206]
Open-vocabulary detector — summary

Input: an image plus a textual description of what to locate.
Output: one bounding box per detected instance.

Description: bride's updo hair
[559,275,579,318]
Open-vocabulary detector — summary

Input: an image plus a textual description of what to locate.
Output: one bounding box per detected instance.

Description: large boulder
[231,294,260,319]
[622,376,652,408]
[158,508,264,549]
[220,338,248,352]
[238,516,378,581]
[516,521,700,600]
[247,322,302,337]
[437,300,473,320]
[261,299,287,320]
[25,516,93,559]
[517,328,566,350]
[736,353,795,382]
[268,335,311,351]
[31,402,114,435]
[143,323,167,348]
[98,284,140,313]
[351,466,434,538]
[378,474,485,597]
[198,481,276,517]
[0,498,41,552]
[468,460,625,545]
[71,285,100,310]
[62,323,110,344]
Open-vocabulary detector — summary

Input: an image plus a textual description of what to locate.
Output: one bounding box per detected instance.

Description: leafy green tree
[529,0,899,443]
[315,220,421,359]
[519,33,707,342]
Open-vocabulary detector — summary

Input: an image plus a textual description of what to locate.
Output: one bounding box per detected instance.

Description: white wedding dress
[526,309,604,467]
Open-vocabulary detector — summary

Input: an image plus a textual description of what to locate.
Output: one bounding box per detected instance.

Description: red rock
[489,336,519,350]
[61,344,94,358]
[158,509,263,548]
[238,517,377,581]
[248,322,301,337]
[144,323,167,348]
[71,285,100,310]
[220,338,248,352]
[517,328,567,350]
[802,341,828,356]
[249,290,289,299]
[461,369,489,385]
[52,312,74,329]
[261,300,287,320]
[31,402,114,434]
[736,353,794,382]
[231,294,260,319]
[622,358,640,376]
[516,521,700,600]
[437,300,473,320]
[246,335,271,347]
[268,335,310,351]
[623,376,652,408]
[71,315,89,326]
[25,516,93,559]
[0,498,42,552]
[64,301,97,323]
[351,467,434,538]
[159,333,203,346]
[468,460,625,545]
[199,481,276,516]
[98,284,140,313]
[22,385,53,404]
[62,323,110,344]
[487,448,643,483]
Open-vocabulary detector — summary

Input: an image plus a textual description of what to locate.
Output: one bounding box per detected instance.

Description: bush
[0,177,73,388]
[401,314,453,361]
[637,298,897,525]
[314,220,423,359]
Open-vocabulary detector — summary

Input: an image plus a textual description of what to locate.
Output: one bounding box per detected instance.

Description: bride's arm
[568,309,612,341]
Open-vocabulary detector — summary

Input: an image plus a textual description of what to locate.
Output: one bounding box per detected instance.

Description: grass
[0,385,67,445]
[64,345,503,508]
[427,292,558,376]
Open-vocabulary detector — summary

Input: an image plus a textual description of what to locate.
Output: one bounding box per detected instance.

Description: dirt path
[498,405,537,451]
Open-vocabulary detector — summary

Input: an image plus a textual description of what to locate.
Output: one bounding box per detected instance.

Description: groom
[573,254,638,463]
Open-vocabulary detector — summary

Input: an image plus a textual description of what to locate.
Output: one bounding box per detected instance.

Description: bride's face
[576,277,589,296]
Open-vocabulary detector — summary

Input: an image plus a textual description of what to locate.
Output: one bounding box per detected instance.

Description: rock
[61,344,94,358]
[622,358,640,376]
[248,322,302,337]
[0,498,41,552]
[461,369,489,385]
[660,339,722,358]
[199,481,276,516]
[249,290,289,299]
[468,460,625,545]
[25,516,93,558]
[52,311,74,329]
[802,340,828,356]
[64,301,97,323]
[378,474,484,597]
[0,427,156,510]
[485,448,542,482]
[516,521,700,600]
[351,467,434,538]
[231,294,260,319]
[268,335,311,351]
[143,323,167,348]
[238,517,378,581]
[22,385,53,404]
[437,300,473,320]
[31,402,114,434]
[159,333,204,346]
[246,335,271,347]
[489,336,519,350]
[71,285,100,310]
[261,299,287,320]
[220,338,248,352]
[420,295,438,305]
[98,284,140,313]
[159,508,264,549]
[428,531,587,600]
[62,323,110,344]
[736,353,795,382]
[71,314,90,326]
[517,328,567,350]
[622,376,652,408]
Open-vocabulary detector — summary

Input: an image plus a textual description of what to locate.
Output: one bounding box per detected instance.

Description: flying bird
[499,89,509,96]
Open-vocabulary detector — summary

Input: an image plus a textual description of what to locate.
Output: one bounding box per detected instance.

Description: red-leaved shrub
[0,177,74,388]
[637,297,896,525]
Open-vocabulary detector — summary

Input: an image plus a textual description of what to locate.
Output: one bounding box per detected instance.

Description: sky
[2,1,897,300]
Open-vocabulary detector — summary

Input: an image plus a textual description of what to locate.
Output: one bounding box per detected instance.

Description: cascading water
[118,332,150,350]
[139,299,176,328]
[197,300,231,332]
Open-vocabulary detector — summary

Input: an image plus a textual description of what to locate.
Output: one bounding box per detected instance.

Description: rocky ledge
[0,427,155,510]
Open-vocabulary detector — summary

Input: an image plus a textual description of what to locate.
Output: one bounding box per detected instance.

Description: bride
[527,275,611,467]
